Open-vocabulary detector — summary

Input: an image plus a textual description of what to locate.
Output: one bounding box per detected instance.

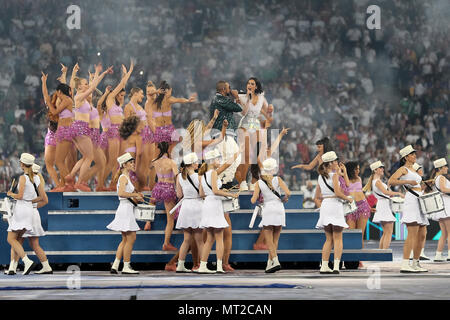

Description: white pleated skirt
[107,201,140,232]
[315,198,349,229]
[400,192,429,226]
[176,198,204,229]
[23,208,46,237]
[199,196,229,229]
[373,199,396,223]
[7,200,33,232]
[259,200,286,228]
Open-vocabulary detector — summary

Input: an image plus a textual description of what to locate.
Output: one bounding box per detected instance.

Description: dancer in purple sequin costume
[147,142,179,252]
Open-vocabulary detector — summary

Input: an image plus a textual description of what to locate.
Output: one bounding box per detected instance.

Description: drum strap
[404,186,420,198]
[375,192,390,200]
[26,175,40,198]
[187,174,199,194]
[127,198,138,207]
[261,178,282,200]
[321,175,335,194]
[205,175,213,192]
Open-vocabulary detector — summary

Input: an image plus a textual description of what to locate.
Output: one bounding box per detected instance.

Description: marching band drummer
[430,158,450,262]
[314,151,352,274]
[388,145,429,273]
[6,153,41,275]
[411,162,431,261]
[175,152,204,273]
[250,158,290,273]
[107,153,144,275]
[197,148,240,274]
[363,161,404,250]
[5,163,52,275]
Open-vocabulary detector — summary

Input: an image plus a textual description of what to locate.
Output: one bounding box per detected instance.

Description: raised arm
[75,65,113,104]
[291,153,320,171]
[168,93,197,105]
[108,61,134,103]
[278,177,291,202]
[97,85,111,117]
[69,63,80,93]
[268,127,289,158]
[57,63,68,84]
[42,72,72,115]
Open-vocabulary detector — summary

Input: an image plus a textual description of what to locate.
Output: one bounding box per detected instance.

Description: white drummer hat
[412,163,422,171]
[321,151,338,163]
[434,158,447,169]
[399,145,416,158]
[183,152,199,165]
[20,153,35,166]
[117,153,134,167]
[262,158,278,172]
[370,160,384,171]
[32,164,41,173]
[204,148,221,161]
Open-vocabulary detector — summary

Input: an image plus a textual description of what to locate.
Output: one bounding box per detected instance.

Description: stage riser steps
[46,211,321,231]
[14,230,363,251]
[0,192,392,265]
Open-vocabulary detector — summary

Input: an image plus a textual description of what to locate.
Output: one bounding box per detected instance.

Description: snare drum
[418,191,445,215]
[343,200,357,216]
[0,197,14,221]
[222,197,240,212]
[134,204,156,221]
[390,196,404,213]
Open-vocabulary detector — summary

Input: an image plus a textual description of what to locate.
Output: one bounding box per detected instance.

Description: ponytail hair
[155,80,171,110]
[23,164,34,182]
[119,115,140,140]
[152,142,170,162]
[250,164,261,181]
[112,167,124,188]
[180,161,188,180]
[261,174,274,190]
[198,162,208,176]
[56,83,72,98]
[363,172,375,193]
[400,157,407,167]
[318,162,330,179]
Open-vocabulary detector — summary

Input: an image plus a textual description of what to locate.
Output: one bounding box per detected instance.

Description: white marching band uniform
[399,167,429,226]
[257,177,285,228]
[107,174,140,232]
[431,175,450,222]
[213,130,241,185]
[372,179,396,224]
[7,174,36,233]
[315,172,349,229]
[23,175,45,238]
[199,170,229,229]
[176,172,203,229]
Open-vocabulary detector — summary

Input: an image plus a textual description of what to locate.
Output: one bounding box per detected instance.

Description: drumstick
[9,179,15,192]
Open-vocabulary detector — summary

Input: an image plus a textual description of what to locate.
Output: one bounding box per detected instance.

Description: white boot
[419,248,430,261]
[400,259,419,273]
[433,251,445,262]
[176,260,191,273]
[6,260,17,275]
[412,259,428,272]
[239,181,248,191]
[319,260,333,274]
[122,262,139,274]
[267,256,281,273]
[110,258,120,274]
[35,260,53,275]
[216,260,225,274]
[333,260,340,274]
[22,256,36,275]
[197,261,216,274]
[265,258,273,272]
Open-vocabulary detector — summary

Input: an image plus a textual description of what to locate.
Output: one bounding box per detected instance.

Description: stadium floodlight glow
[97,52,101,56]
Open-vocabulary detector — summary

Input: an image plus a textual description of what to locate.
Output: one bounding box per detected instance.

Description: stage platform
[0,192,392,266]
